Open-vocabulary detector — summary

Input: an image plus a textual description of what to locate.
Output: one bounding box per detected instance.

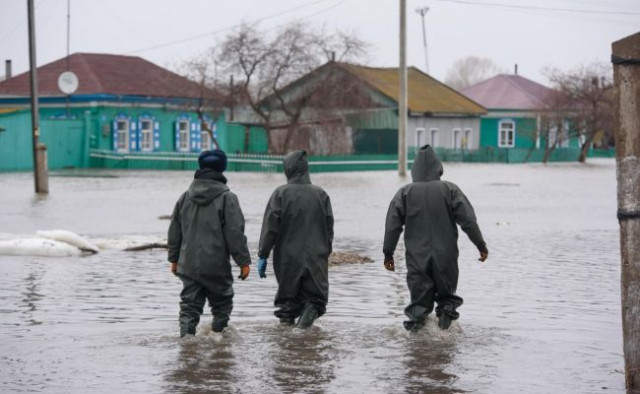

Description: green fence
[89,146,609,173]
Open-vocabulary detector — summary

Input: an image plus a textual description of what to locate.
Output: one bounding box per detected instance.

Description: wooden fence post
[612,31,640,390]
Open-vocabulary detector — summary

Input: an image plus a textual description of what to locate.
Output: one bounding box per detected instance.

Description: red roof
[0,53,219,100]
[461,74,553,111]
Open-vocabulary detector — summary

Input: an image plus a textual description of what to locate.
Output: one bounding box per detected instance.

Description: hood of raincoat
[186,178,229,206]
[284,150,311,184]
[411,145,443,182]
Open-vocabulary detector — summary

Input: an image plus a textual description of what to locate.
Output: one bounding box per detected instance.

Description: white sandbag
[36,230,100,253]
[0,238,82,257]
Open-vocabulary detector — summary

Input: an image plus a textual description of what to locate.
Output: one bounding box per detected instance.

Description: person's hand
[257,257,268,279]
[170,262,177,275]
[479,250,489,262]
[238,264,250,280]
[384,255,395,272]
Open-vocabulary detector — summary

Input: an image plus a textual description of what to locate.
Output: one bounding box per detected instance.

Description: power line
[433,0,640,16]
[126,0,342,55]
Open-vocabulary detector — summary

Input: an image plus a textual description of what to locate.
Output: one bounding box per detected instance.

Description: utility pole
[27,0,48,194]
[398,0,407,177]
[612,31,640,391]
[416,6,429,74]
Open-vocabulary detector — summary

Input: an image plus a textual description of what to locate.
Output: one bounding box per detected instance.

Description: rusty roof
[461,74,553,110]
[337,63,486,115]
[0,53,220,100]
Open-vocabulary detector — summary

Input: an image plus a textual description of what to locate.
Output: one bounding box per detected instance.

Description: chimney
[514,63,518,75]
[331,51,336,62]
[5,60,11,79]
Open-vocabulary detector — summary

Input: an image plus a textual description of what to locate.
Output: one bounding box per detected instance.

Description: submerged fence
[88,147,614,173]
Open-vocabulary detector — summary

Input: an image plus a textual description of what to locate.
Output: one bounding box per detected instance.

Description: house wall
[479,115,538,149]
[408,117,481,150]
[0,103,269,171]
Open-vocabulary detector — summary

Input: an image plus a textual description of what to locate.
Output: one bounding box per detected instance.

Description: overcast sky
[1,0,638,86]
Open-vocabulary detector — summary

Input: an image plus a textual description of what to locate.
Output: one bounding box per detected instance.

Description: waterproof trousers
[274,268,327,320]
[178,275,233,335]
[404,257,463,323]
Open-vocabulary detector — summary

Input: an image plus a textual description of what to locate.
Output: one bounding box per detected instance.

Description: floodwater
[0,159,625,393]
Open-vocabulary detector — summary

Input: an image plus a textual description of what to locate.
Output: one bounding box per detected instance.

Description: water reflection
[165,335,236,393]
[21,269,43,326]
[270,326,336,393]
[402,322,461,394]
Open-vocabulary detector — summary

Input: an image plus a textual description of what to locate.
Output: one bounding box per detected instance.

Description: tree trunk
[612,31,640,390]
[577,136,593,163]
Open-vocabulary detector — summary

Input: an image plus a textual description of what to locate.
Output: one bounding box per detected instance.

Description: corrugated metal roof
[338,63,486,115]
[0,53,221,100]
[461,74,553,110]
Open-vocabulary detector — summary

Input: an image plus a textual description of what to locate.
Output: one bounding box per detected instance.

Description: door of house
[41,118,86,169]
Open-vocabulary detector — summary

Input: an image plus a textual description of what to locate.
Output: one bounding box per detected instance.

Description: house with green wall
[0,53,267,171]
[461,73,580,152]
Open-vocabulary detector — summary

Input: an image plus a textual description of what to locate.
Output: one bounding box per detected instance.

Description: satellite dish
[57,71,79,95]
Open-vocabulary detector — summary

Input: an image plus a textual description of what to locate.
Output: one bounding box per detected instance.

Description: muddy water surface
[0,160,624,393]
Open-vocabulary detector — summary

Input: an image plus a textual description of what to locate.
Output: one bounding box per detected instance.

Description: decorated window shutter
[194,122,202,152]
[153,120,160,151]
[174,121,180,152]
[112,119,118,151]
[129,121,137,151]
[190,122,197,152]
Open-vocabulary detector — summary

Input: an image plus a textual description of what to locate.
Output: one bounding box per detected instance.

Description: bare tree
[210,22,370,154]
[174,55,226,149]
[445,56,506,91]
[545,63,614,163]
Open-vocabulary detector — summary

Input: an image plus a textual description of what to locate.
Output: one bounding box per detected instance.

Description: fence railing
[88,147,613,173]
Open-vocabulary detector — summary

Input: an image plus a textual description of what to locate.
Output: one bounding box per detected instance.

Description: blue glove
[257,257,267,279]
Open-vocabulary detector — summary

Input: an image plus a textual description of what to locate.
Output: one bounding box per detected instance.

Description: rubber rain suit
[258,151,334,321]
[383,145,487,324]
[168,170,251,335]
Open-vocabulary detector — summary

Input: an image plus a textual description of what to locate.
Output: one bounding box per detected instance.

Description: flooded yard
[0,159,624,393]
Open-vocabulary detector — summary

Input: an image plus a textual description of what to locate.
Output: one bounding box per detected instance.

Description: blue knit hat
[198,149,227,172]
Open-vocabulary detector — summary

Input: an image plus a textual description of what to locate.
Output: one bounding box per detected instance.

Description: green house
[462,73,580,151]
[0,53,267,171]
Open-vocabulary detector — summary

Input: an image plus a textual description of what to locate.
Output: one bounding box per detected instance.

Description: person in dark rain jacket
[257,150,334,329]
[168,149,251,337]
[383,145,488,331]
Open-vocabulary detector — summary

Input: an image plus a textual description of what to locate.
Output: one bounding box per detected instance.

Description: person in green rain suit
[168,149,251,337]
[257,150,334,329]
[383,145,489,331]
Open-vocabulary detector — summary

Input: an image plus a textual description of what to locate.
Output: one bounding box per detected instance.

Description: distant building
[243,61,486,155]
[462,73,579,151]
[0,53,267,171]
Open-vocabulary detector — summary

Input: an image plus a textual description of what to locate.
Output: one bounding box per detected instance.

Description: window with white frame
[463,128,472,150]
[178,120,190,151]
[201,121,213,151]
[116,120,129,152]
[452,128,461,150]
[416,128,426,147]
[430,128,438,147]
[140,120,153,151]
[498,120,515,148]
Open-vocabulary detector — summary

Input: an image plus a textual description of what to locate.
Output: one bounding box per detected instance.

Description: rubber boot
[403,318,425,332]
[279,317,295,325]
[296,304,318,329]
[180,325,196,338]
[212,315,229,333]
[438,305,453,330]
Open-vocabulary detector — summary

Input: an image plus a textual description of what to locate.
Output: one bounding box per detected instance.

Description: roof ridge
[500,74,545,106]
[74,53,105,93]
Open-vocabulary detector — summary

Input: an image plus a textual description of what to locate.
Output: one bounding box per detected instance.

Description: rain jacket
[383,145,487,320]
[258,151,334,317]
[168,170,251,296]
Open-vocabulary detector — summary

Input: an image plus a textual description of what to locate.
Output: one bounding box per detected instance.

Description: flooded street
[0,159,624,393]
